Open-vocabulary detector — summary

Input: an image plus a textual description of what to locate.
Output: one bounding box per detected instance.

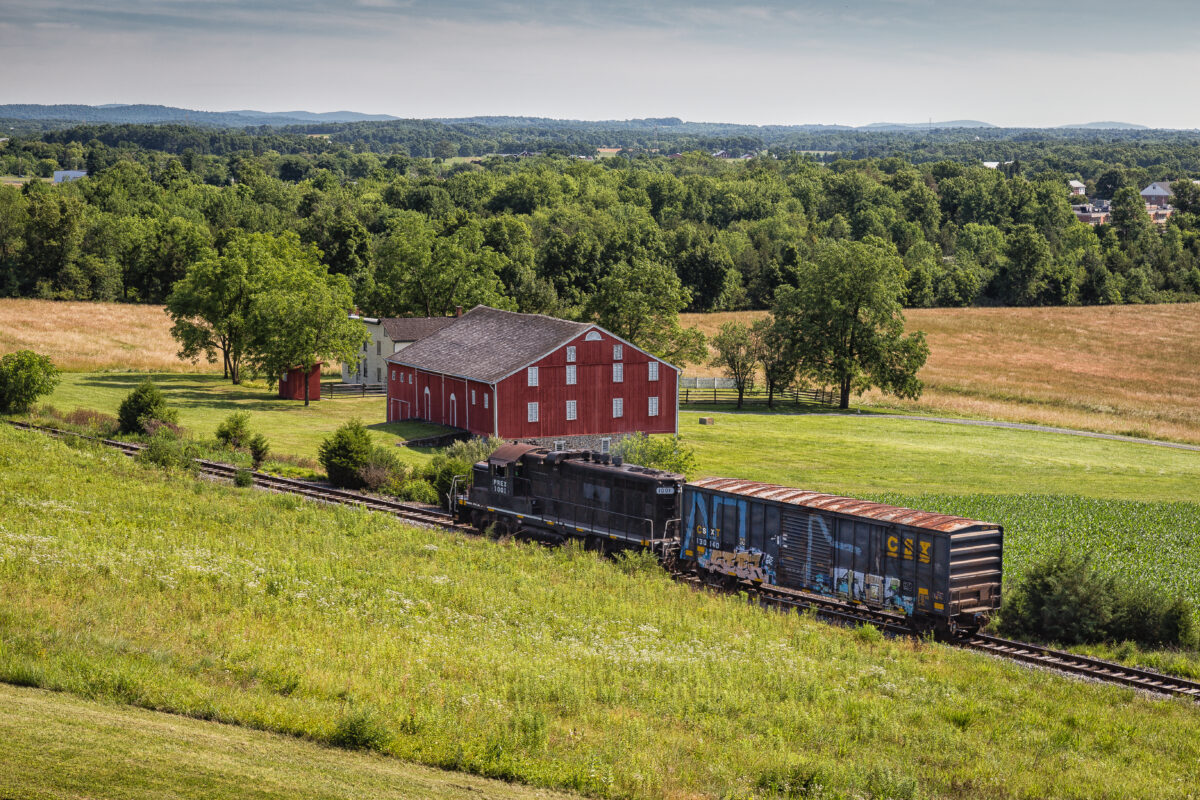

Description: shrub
[234,468,254,488]
[136,430,198,473]
[0,350,60,414]
[441,436,504,466]
[215,412,253,449]
[1000,550,1198,649]
[613,432,697,478]
[318,419,374,489]
[248,433,270,468]
[117,379,177,434]
[358,445,407,491]
[422,454,474,505]
[384,478,438,505]
[329,707,391,751]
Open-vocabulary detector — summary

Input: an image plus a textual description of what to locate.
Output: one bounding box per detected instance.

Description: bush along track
[5,418,1199,701]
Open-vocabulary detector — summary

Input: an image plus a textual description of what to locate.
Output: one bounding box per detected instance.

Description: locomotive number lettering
[656,487,676,495]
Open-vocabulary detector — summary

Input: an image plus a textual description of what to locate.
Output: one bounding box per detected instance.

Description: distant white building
[1068,179,1086,196]
[342,314,459,384]
[52,170,87,183]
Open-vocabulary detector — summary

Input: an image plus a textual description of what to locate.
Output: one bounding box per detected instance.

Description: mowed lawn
[3,427,1200,800]
[0,684,575,800]
[679,410,1200,504]
[681,303,1200,444]
[41,372,443,459]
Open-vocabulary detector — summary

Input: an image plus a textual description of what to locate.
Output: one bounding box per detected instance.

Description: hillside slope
[1,426,1198,799]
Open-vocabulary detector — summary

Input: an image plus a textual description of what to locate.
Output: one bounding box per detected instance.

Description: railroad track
[960,633,1200,699]
[7,418,1198,699]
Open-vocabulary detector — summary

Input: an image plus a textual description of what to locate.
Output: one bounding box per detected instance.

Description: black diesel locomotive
[455,445,1002,632]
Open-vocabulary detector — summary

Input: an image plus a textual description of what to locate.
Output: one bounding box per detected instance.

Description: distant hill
[1058,121,1149,130]
[858,120,997,130]
[0,104,397,127]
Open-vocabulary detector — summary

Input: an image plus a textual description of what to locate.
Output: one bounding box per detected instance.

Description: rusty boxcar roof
[688,477,998,534]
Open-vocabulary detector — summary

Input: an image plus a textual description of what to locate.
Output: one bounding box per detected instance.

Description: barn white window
[408,373,413,384]
[648,396,659,417]
[484,393,489,409]
[471,389,476,404]
[613,344,623,360]
[600,437,611,454]
[566,399,577,420]
[613,397,623,418]
[585,330,602,342]
[391,370,396,381]
[566,364,577,385]
[554,440,566,452]
[527,366,539,386]
[566,346,576,362]
[612,362,623,383]
[527,402,539,422]
[648,361,659,381]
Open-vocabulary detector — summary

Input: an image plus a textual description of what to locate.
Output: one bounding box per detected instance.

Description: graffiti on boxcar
[831,568,914,614]
[705,548,775,582]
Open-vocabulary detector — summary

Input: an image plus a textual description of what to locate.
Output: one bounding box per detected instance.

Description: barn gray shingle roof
[385,305,590,383]
[380,316,457,343]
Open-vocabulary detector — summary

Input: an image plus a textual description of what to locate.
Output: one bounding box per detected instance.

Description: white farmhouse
[342,314,459,384]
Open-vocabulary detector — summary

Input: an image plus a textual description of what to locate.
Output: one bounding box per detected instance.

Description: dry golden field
[0,299,208,372]
[682,303,1200,444]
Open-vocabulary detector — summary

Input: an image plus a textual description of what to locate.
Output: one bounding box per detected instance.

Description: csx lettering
[919,541,932,564]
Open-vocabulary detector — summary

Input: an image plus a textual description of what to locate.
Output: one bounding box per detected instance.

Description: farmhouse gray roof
[386,305,590,383]
[380,316,457,343]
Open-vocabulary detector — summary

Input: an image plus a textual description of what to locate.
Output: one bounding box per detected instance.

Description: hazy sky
[4,0,1200,127]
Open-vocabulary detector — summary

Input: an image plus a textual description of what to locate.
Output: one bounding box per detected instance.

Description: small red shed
[278,365,323,402]
[384,306,678,448]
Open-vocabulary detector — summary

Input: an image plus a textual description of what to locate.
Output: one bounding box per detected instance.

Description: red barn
[385,306,678,450]
[278,365,322,402]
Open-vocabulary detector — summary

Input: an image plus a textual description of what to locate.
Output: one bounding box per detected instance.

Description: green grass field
[2,426,1200,800]
[38,372,445,460]
[31,373,1200,505]
[0,683,574,800]
[682,410,1200,504]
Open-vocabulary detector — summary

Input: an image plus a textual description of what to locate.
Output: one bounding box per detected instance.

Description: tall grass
[2,426,1200,799]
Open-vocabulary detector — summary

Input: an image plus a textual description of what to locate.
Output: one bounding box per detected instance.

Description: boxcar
[456,444,684,550]
[681,478,1002,630]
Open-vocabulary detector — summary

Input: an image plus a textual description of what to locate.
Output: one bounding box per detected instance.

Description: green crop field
[0,683,574,800]
[2,426,1200,800]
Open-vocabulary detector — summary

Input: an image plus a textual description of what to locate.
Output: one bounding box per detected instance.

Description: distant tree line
[6,130,1200,320]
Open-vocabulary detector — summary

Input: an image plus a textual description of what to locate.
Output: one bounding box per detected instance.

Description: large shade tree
[774,236,928,409]
[584,258,707,367]
[246,234,366,406]
[165,230,274,384]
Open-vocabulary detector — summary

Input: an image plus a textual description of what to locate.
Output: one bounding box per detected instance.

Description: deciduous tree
[709,321,756,408]
[773,237,928,409]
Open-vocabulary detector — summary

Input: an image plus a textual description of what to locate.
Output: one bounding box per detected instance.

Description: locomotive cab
[457,442,683,554]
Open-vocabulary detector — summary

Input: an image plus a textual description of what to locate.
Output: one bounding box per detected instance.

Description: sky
[3,0,1200,128]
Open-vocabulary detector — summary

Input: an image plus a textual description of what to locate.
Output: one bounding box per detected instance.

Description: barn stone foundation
[513,433,633,454]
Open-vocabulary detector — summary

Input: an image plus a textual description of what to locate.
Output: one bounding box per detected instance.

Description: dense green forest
[4,123,1200,318]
